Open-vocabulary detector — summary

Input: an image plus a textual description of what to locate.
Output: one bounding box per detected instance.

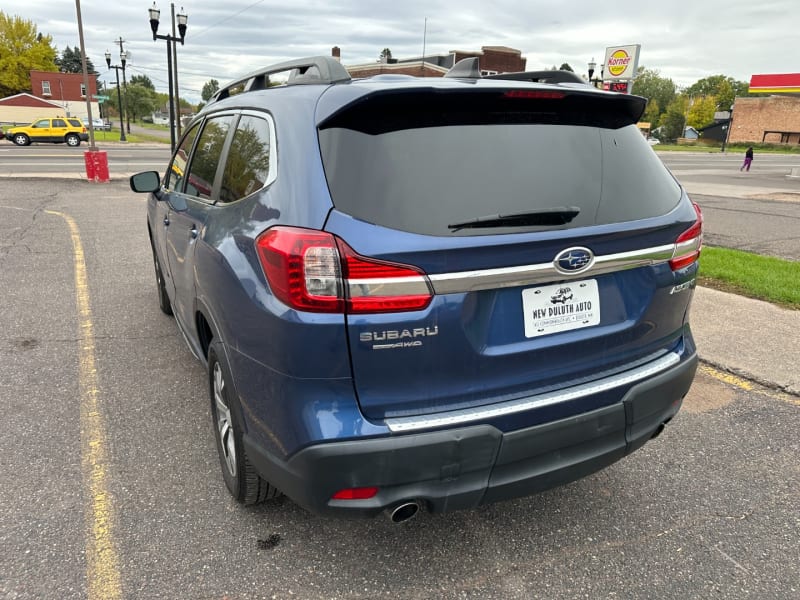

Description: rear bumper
[244,351,697,518]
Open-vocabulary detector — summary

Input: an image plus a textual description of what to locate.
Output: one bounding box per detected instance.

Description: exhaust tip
[389,501,419,523]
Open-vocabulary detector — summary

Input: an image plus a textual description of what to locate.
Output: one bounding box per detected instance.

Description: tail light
[669,203,703,271]
[255,226,433,314]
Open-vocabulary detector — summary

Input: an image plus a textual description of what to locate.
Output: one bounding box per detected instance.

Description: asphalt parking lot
[1,179,798,599]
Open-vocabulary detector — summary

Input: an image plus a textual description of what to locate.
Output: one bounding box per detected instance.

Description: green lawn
[698,246,800,309]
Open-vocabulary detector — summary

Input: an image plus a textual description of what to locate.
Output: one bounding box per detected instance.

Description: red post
[84,150,110,183]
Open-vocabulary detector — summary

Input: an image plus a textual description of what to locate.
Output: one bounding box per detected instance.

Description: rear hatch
[317,83,699,422]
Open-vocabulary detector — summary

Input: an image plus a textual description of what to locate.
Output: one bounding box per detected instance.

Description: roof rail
[484,70,587,85]
[209,56,351,104]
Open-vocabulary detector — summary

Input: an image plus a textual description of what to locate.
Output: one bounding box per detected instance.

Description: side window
[219,115,272,203]
[68,119,82,128]
[183,115,234,201]
[34,120,49,128]
[165,123,201,192]
[52,119,67,128]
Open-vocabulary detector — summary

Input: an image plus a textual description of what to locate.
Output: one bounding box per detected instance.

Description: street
[1,178,798,599]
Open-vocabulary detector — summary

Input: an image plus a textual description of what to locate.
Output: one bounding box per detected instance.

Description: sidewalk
[691,287,800,395]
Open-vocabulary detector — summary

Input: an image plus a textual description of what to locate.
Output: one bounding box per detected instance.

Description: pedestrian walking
[740,146,754,172]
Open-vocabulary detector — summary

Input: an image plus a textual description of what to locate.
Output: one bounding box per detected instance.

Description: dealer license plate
[522,279,600,338]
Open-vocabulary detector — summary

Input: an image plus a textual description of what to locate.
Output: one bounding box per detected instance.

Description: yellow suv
[6,117,89,147]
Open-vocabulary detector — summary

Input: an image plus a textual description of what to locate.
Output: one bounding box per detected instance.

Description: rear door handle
[190,225,198,239]
[163,216,170,226]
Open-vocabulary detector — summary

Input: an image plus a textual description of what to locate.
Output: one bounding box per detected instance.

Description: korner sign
[603,44,641,81]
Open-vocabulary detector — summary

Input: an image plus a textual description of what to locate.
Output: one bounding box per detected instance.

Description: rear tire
[65,134,81,147]
[208,340,278,505]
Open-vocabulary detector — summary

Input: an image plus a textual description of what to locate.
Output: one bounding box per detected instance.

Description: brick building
[339,45,526,79]
[28,70,100,119]
[730,96,800,144]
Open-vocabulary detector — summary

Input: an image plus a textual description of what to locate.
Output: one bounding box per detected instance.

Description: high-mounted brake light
[669,203,703,271]
[504,90,566,100]
[255,226,433,314]
[331,486,379,500]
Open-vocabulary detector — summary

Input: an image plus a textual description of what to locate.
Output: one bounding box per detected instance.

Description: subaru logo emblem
[554,247,594,274]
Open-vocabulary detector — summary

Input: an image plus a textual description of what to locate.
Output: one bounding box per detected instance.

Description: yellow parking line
[45,210,122,600]
[700,364,800,407]
[699,364,754,390]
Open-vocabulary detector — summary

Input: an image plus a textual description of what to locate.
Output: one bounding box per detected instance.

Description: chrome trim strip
[346,276,430,298]
[385,351,681,432]
[428,244,676,294]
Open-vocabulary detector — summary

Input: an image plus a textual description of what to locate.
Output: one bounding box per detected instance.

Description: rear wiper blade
[448,207,580,231]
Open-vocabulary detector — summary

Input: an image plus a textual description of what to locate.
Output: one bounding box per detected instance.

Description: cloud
[3,0,796,102]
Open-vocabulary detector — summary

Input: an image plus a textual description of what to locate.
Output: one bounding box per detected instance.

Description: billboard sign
[603,45,641,81]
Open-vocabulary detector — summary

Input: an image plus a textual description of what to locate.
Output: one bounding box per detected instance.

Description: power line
[192,0,267,37]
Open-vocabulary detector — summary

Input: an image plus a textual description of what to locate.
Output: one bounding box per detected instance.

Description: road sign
[93,95,110,101]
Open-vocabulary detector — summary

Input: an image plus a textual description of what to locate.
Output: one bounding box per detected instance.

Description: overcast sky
[3,0,798,102]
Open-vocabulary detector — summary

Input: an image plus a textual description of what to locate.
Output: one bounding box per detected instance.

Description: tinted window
[219,115,272,203]
[165,123,201,192]
[52,119,67,128]
[67,119,82,128]
[184,115,234,201]
[320,123,680,236]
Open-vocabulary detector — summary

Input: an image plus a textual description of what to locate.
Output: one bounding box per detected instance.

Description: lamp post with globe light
[105,49,127,142]
[149,2,187,151]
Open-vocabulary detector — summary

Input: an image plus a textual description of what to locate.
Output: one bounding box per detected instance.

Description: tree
[122,82,158,122]
[630,67,677,125]
[558,63,574,72]
[55,46,95,74]
[0,11,58,97]
[686,95,717,129]
[379,48,392,62]
[201,79,219,102]
[659,95,689,141]
[130,74,155,90]
[685,74,750,110]
[642,98,661,128]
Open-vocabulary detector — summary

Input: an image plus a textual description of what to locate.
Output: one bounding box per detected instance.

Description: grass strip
[698,246,800,309]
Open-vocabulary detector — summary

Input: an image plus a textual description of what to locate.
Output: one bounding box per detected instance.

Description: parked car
[6,117,88,146]
[0,128,4,141]
[82,117,112,131]
[130,56,701,521]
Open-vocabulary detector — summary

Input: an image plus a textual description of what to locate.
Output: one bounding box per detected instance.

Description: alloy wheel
[213,362,237,477]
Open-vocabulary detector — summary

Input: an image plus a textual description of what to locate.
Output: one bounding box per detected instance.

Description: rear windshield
[319,122,681,236]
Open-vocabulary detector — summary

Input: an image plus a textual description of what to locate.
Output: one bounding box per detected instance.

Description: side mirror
[130,171,162,194]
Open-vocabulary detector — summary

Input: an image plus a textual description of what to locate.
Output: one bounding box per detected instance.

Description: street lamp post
[587,58,603,88]
[115,38,132,134]
[149,2,188,152]
[105,49,127,142]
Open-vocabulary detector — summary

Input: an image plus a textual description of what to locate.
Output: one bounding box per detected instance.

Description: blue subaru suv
[130,57,701,522]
